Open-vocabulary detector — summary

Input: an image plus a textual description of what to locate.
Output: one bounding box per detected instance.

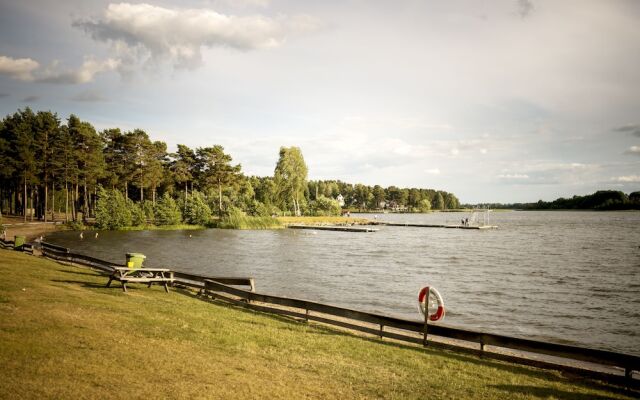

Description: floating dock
[369,222,497,230]
[287,224,379,232]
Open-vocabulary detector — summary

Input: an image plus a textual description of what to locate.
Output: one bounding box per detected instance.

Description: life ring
[418,286,445,322]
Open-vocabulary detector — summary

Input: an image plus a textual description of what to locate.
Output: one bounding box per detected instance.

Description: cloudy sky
[1,0,639,203]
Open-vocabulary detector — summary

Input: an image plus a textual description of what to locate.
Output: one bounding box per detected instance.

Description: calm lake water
[46,211,640,355]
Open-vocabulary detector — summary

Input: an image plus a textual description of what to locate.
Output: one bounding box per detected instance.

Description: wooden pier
[370,222,497,230]
[287,224,379,233]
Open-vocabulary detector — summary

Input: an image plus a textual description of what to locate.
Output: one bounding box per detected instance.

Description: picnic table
[106,267,174,293]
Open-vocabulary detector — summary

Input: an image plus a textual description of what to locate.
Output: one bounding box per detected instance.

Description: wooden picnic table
[106,267,174,293]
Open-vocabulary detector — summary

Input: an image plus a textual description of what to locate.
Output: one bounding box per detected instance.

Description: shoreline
[1,217,68,241]
[0,249,636,398]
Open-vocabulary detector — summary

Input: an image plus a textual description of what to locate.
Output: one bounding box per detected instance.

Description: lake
[45,211,640,356]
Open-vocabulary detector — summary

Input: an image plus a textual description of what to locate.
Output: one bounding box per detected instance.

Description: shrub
[419,198,432,212]
[154,194,182,225]
[95,187,132,229]
[218,207,281,229]
[129,201,146,226]
[184,191,212,225]
[307,196,341,216]
[142,200,155,223]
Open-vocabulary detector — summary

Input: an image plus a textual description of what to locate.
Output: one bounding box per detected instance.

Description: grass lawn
[0,250,634,399]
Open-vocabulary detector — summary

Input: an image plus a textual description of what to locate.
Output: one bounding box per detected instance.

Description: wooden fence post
[423,294,429,347]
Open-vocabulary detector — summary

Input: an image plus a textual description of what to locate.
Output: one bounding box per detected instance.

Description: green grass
[218,211,282,230]
[0,250,635,399]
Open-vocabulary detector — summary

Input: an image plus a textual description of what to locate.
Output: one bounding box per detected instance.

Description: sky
[1,0,639,203]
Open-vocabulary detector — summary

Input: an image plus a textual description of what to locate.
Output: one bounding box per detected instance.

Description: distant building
[336,194,345,207]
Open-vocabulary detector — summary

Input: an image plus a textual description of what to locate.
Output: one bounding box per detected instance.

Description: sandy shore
[1,216,67,241]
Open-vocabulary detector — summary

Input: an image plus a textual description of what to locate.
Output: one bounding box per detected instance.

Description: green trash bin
[14,236,26,251]
[125,253,146,269]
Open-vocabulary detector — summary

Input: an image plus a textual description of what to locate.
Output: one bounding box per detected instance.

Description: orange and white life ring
[418,286,445,321]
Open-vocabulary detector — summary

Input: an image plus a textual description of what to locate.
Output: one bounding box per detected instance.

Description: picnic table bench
[106,267,174,293]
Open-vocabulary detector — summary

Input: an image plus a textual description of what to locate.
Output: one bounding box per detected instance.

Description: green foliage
[64,220,86,230]
[129,201,146,227]
[218,207,281,229]
[142,200,155,223]
[482,190,640,210]
[419,198,432,212]
[274,146,308,216]
[154,193,182,225]
[196,145,241,216]
[433,192,445,210]
[184,191,212,225]
[0,106,464,225]
[95,187,132,229]
[308,196,341,216]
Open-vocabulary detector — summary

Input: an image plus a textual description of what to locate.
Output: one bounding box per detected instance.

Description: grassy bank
[217,213,283,230]
[0,250,634,399]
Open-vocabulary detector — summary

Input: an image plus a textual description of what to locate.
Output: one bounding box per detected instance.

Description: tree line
[468,190,640,211]
[0,108,459,225]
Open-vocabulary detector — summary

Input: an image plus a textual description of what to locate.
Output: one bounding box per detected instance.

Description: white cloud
[0,54,118,84]
[0,55,39,81]
[38,57,120,84]
[74,3,319,70]
[613,175,640,183]
[425,168,441,175]
[625,145,640,155]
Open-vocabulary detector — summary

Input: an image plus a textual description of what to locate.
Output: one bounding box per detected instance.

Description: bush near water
[95,188,282,230]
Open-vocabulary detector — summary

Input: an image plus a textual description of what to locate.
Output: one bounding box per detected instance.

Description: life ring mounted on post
[418,286,445,322]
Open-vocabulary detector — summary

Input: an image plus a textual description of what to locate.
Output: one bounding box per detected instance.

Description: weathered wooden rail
[2,238,638,386]
[36,242,256,292]
[202,281,639,386]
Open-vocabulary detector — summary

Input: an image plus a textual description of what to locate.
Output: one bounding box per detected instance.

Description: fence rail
[203,279,640,384]
[3,238,638,385]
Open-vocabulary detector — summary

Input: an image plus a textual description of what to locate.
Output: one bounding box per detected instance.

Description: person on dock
[465,217,469,226]
[0,228,6,241]
[461,218,465,226]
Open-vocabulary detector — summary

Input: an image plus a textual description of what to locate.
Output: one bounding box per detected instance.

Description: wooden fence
[38,242,256,291]
[201,279,639,386]
[2,239,638,386]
